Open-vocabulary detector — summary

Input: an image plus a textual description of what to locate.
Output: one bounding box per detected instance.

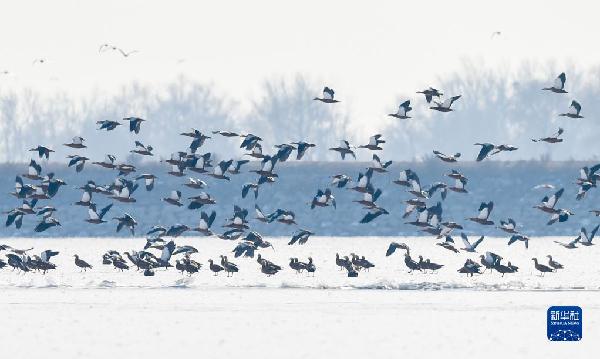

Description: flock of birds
[2,71,599,280]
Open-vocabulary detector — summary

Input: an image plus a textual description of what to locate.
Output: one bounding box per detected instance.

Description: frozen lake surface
[1,236,598,357]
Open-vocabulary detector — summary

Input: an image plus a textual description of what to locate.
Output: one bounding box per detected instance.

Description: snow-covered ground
[1,236,597,357]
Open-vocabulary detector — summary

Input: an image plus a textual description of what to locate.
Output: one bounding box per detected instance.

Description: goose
[335,253,350,270]
[208,259,224,275]
[305,257,316,276]
[434,221,463,239]
[130,141,153,156]
[260,259,282,276]
[109,182,138,203]
[490,144,518,156]
[207,160,232,180]
[407,174,429,198]
[289,258,305,273]
[165,152,187,166]
[240,134,262,150]
[498,218,518,234]
[288,229,314,245]
[157,241,176,268]
[493,260,518,277]
[353,184,383,209]
[268,209,297,225]
[228,159,250,174]
[165,223,191,237]
[532,128,564,143]
[241,183,259,199]
[579,225,599,246]
[546,255,563,271]
[73,186,93,206]
[122,117,145,134]
[403,251,422,273]
[188,132,211,153]
[44,176,67,198]
[360,207,389,223]
[116,48,139,57]
[243,231,273,250]
[448,176,468,193]
[385,242,409,257]
[245,143,266,158]
[34,217,61,233]
[349,169,374,193]
[353,254,375,272]
[388,100,412,119]
[212,130,239,137]
[135,174,157,191]
[85,203,113,224]
[417,87,443,103]
[331,174,352,188]
[460,233,484,252]
[188,192,216,209]
[468,201,494,225]
[430,95,461,112]
[534,188,564,214]
[433,150,460,163]
[393,169,417,187]
[291,141,316,160]
[186,153,213,173]
[223,205,249,230]
[191,210,216,235]
[217,229,245,241]
[167,164,186,177]
[310,189,336,209]
[73,255,93,271]
[405,206,431,227]
[418,257,443,273]
[359,134,385,151]
[436,236,460,253]
[63,136,86,149]
[479,252,502,273]
[116,163,136,176]
[274,144,295,162]
[258,175,275,185]
[22,160,43,180]
[36,206,57,219]
[329,140,356,160]
[313,86,339,103]
[531,258,554,276]
[11,176,36,198]
[254,204,270,223]
[457,259,481,277]
[172,245,198,256]
[542,72,567,93]
[5,210,24,229]
[474,143,496,161]
[251,155,279,177]
[577,164,600,185]
[92,154,117,169]
[368,154,392,172]
[547,209,574,225]
[113,213,137,235]
[67,155,89,173]
[554,236,579,249]
[29,145,54,159]
[184,177,207,189]
[162,190,183,207]
[576,180,596,201]
[508,234,530,249]
[96,120,122,131]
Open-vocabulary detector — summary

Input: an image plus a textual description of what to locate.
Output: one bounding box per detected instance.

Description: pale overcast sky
[1,0,599,161]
